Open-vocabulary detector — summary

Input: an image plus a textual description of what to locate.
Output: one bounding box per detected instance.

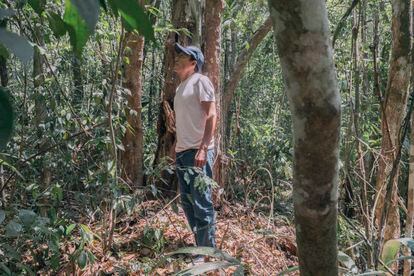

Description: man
[173,43,217,250]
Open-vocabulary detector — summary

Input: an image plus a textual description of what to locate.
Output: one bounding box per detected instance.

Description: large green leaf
[63,0,90,56]
[381,239,401,266]
[176,261,235,276]
[0,87,14,149]
[0,28,33,64]
[111,0,155,41]
[168,246,237,262]
[380,238,414,267]
[71,0,99,32]
[47,11,67,38]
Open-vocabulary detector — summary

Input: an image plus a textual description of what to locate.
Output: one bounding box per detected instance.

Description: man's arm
[194,101,217,168]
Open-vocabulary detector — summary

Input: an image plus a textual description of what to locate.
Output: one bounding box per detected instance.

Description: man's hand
[195,148,207,168]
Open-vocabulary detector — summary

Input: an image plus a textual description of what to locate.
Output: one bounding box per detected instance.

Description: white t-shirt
[174,73,215,153]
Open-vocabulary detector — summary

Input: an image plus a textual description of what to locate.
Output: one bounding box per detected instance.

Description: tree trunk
[222,17,272,145]
[374,0,411,246]
[403,3,414,275]
[0,19,7,87]
[203,0,224,186]
[120,31,145,189]
[268,1,341,275]
[33,13,51,216]
[153,0,192,196]
[404,108,414,276]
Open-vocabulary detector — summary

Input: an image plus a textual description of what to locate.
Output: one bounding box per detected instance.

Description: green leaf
[168,247,239,263]
[0,263,11,275]
[111,0,155,41]
[79,224,94,242]
[65,223,76,236]
[0,210,5,224]
[176,261,235,276]
[63,0,90,56]
[71,0,99,32]
[77,250,88,269]
[18,209,37,227]
[381,239,401,266]
[28,0,45,14]
[0,87,14,149]
[47,11,67,38]
[0,9,15,20]
[5,220,23,237]
[0,28,33,64]
[0,157,24,179]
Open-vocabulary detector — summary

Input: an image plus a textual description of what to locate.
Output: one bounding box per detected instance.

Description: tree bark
[374,0,411,246]
[403,2,414,275]
[203,0,224,186]
[268,1,341,275]
[120,31,145,189]
[33,11,51,216]
[0,19,7,87]
[153,0,191,196]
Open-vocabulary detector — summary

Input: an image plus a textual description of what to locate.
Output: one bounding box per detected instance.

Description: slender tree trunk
[0,20,7,87]
[222,17,272,144]
[203,0,224,186]
[375,0,411,247]
[268,1,341,275]
[120,31,145,189]
[404,109,414,275]
[403,3,414,275]
[148,49,156,127]
[189,0,202,47]
[33,13,51,216]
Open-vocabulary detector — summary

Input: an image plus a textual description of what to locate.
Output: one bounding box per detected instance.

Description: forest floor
[57,198,298,275]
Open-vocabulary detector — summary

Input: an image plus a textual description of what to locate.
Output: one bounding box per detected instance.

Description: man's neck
[180,71,196,82]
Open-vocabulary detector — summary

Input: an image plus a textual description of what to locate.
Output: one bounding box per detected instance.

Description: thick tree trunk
[120,32,145,189]
[374,0,411,245]
[153,0,191,196]
[268,1,341,275]
[203,0,224,185]
[0,19,7,87]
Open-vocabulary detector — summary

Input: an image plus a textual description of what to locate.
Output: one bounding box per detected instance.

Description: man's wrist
[199,144,208,151]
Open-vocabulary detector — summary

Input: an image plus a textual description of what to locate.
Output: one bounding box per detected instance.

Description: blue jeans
[176,149,216,247]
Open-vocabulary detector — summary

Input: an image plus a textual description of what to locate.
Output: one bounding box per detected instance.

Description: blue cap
[175,43,204,72]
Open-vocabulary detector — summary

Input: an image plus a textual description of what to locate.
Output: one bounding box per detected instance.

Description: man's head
[173,44,204,80]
